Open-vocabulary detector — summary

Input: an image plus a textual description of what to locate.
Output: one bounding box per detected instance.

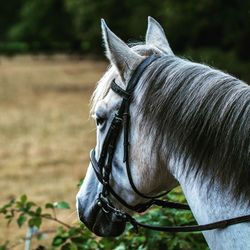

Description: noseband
[90,55,250,233]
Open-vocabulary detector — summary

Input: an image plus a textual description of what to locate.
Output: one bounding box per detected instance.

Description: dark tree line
[0,0,249,80]
[0,0,249,55]
[0,0,249,56]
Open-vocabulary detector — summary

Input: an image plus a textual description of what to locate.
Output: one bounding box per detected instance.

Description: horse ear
[146,16,174,55]
[101,19,143,82]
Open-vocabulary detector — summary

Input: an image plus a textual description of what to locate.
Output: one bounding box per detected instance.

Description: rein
[90,55,250,233]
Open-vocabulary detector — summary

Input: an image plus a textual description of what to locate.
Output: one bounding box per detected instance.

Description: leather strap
[111,81,130,99]
[90,149,190,213]
[134,214,250,233]
[90,54,250,234]
[112,55,169,200]
[97,193,250,233]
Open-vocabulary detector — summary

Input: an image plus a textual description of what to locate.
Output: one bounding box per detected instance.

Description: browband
[111,81,130,99]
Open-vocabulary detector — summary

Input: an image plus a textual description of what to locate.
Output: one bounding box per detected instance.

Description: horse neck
[170,160,250,250]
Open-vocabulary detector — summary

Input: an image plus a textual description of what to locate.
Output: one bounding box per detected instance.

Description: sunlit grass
[0,55,107,244]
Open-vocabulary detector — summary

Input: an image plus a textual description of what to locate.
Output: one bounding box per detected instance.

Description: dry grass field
[0,55,107,245]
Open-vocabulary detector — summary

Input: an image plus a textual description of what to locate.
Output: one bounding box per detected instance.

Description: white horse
[77,17,250,249]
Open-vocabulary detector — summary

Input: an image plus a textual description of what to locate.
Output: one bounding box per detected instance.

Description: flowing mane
[91,44,250,201]
[137,55,250,200]
[78,18,250,247]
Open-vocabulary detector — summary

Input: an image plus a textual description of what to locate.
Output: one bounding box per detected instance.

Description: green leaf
[28,217,42,228]
[52,236,67,246]
[45,203,54,209]
[61,243,78,250]
[71,237,86,245]
[20,194,27,204]
[36,207,42,215]
[0,207,6,214]
[46,201,70,209]
[77,179,84,188]
[114,243,126,250]
[36,232,45,240]
[17,214,27,227]
[0,200,15,214]
[53,201,70,209]
[0,240,9,250]
[34,245,46,250]
[0,244,8,250]
[26,201,36,210]
[5,215,13,219]
[27,210,36,216]
[68,227,81,237]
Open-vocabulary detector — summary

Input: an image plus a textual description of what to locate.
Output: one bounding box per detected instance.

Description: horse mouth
[78,201,126,237]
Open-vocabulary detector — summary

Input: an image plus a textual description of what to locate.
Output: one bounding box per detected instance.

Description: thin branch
[41,214,72,229]
[52,207,57,219]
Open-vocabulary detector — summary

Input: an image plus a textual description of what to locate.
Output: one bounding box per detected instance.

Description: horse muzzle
[77,197,126,237]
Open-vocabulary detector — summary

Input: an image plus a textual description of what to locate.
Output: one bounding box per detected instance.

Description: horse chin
[80,203,126,237]
[92,210,126,237]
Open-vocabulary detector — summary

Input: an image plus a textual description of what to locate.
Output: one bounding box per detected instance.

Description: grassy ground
[0,55,107,245]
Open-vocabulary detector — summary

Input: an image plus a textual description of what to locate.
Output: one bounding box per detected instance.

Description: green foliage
[0,190,208,250]
[183,48,250,83]
[0,0,249,82]
[64,0,162,53]
[7,0,76,52]
[0,244,8,250]
[0,0,23,41]
[46,201,71,210]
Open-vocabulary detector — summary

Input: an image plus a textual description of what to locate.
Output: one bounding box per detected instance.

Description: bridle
[90,55,250,233]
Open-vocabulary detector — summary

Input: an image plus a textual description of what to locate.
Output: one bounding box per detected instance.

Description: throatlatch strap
[91,149,190,212]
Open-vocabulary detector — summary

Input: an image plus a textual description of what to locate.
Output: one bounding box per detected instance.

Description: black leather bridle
[90,55,250,233]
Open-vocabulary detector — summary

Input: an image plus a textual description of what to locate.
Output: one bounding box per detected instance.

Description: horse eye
[96,117,105,126]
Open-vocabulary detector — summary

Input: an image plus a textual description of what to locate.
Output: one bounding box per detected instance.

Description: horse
[76,17,250,249]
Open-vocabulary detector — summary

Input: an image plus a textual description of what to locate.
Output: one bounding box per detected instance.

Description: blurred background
[0,0,250,80]
[0,0,249,249]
